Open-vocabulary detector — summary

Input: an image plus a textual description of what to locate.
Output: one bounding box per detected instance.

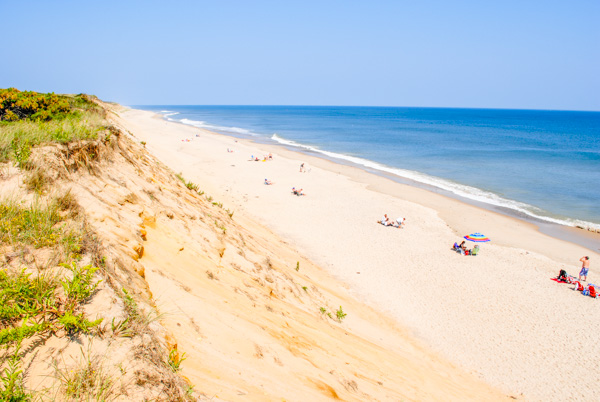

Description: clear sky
[2,0,599,110]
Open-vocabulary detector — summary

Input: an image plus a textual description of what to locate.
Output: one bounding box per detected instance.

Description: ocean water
[136,105,600,231]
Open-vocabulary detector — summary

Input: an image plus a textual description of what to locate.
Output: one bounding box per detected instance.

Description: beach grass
[53,346,117,401]
[0,197,84,257]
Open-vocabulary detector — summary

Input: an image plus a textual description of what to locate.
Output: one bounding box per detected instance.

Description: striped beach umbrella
[464,233,490,242]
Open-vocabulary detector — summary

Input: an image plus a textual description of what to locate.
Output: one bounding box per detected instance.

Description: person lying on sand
[453,241,469,255]
[292,187,305,196]
[264,179,273,185]
[393,217,405,228]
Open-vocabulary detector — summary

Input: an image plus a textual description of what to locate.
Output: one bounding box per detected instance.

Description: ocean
[135,105,600,232]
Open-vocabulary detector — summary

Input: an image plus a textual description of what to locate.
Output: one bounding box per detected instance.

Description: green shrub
[0,89,105,164]
[0,88,100,122]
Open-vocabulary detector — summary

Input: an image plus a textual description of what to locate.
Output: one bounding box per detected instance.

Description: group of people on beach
[378,214,405,229]
[452,241,479,256]
[556,256,596,298]
[249,153,273,162]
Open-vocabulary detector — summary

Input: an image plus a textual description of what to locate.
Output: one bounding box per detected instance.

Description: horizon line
[128,104,600,113]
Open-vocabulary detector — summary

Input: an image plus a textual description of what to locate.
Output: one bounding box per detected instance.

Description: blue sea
[136,105,600,232]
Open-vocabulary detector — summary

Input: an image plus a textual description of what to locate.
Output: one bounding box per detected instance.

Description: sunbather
[379,214,393,226]
[264,179,273,185]
[393,217,405,228]
[459,241,468,255]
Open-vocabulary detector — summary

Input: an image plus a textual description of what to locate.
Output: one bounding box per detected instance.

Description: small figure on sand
[292,187,305,196]
[227,148,234,153]
[264,178,273,185]
[452,240,471,255]
[379,214,393,226]
[393,217,405,229]
[299,163,305,172]
[379,214,405,228]
[579,256,590,281]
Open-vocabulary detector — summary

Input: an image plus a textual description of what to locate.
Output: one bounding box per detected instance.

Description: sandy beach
[113,106,600,401]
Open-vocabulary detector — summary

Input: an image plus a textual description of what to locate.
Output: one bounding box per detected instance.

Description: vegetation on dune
[0,87,102,122]
[0,90,107,399]
[0,91,195,400]
[0,196,103,399]
[0,88,106,165]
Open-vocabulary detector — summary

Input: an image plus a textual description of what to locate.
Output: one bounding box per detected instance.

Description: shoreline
[280,144,600,253]
[116,106,600,400]
[157,112,600,253]
[162,113,600,254]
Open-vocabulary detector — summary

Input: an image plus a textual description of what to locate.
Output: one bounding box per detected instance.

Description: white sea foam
[270,135,600,231]
[175,118,256,136]
[180,118,206,127]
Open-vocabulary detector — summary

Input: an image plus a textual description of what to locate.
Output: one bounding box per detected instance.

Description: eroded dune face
[3,101,505,401]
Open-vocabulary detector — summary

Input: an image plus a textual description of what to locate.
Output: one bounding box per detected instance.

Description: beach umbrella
[464,233,490,242]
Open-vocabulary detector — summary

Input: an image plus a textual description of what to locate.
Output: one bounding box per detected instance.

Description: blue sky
[2,0,598,110]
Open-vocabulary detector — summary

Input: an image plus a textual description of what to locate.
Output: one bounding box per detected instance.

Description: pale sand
[115,107,600,400]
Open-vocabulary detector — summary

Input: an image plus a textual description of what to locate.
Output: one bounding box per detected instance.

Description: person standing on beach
[579,256,590,281]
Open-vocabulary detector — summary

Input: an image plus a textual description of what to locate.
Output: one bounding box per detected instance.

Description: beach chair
[471,245,480,256]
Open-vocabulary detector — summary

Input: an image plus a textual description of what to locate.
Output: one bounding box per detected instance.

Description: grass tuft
[54,346,116,401]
